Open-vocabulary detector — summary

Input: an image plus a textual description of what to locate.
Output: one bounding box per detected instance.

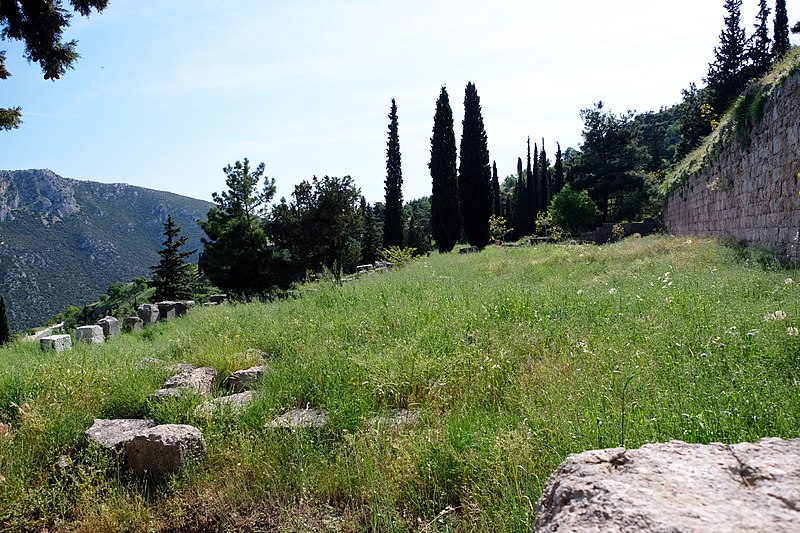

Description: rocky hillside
[0,169,213,332]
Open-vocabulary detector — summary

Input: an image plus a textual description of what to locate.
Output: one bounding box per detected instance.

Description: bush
[548,185,600,236]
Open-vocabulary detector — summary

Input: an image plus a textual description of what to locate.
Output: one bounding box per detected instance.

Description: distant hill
[0,169,213,332]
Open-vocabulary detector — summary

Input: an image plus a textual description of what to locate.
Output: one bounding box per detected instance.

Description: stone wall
[663,70,800,263]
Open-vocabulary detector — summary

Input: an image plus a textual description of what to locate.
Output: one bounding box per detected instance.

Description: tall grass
[0,236,798,531]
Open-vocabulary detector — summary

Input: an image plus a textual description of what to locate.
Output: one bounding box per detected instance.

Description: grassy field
[0,236,799,531]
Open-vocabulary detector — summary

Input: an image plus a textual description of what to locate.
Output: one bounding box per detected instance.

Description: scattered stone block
[125,424,206,477]
[534,437,800,533]
[175,300,196,317]
[367,409,420,432]
[267,408,329,430]
[228,365,268,392]
[194,391,255,417]
[75,325,104,344]
[98,316,120,337]
[152,366,217,400]
[137,304,159,324]
[40,334,72,352]
[123,316,144,332]
[85,418,156,451]
[208,294,228,305]
[156,301,177,321]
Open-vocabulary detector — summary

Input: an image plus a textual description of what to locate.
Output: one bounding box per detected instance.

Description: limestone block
[194,391,255,417]
[40,334,72,352]
[98,316,120,337]
[85,418,156,451]
[76,325,104,344]
[152,366,217,400]
[123,316,144,332]
[367,409,420,432]
[156,301,177,321]
[175,300,195,317]
[227,365,268,392]
[137,304,159,324]
[125,424,205,477]
[208,294,228,305]
[267,408,329,429]
[534,438,800,533]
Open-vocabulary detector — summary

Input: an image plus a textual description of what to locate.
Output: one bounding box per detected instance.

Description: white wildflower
[785,278,794,285]
[608,287,618,295]
[788,327,799,336]
[774,310,787,320]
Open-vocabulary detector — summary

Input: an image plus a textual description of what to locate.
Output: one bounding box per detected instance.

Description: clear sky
[1,0,798,205]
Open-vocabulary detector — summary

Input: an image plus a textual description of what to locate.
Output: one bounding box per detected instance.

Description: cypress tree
[430,86,460,253]
[528,140,538,231]
[151,215,197,301]
[384,98,404,248]
[458,82,492,247]
[0,296,10,346]
[491,161,501,215]
[707,0,749,112]
[773,0,790,58]
[539,139,549,214]
[748,0,773,79]
[553,142,565,196]
[360,197,381,265]
[514,156,527,239]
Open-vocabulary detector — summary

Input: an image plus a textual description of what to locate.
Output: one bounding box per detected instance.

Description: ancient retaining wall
[663,70,800,263]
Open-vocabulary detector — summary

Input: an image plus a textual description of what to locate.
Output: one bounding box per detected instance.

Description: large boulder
[75,325,104,344]
[152,366,217,400]
[194,391,255,417]
[40,334,72,352]
[534,437,800,533]
[227,365,268,392]
[97,316,120,338]
[85,419,156,451]
[137,304,159,324]
[125,424,205,477]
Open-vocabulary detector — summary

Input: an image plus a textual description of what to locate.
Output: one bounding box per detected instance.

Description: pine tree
[539,139,549,214]
[513,156,527,239]
[553,142,565,196]
[430,86,460,253]
[773,0,790,58]
[458,82,492,247]
[384,98,405,248]
[707,0,749,112]
[151,215,197,301]
[491,161,501,215]
[749,0,773,79]
[0,296,10,346]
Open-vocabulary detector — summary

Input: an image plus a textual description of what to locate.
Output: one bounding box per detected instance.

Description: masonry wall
[663,71,800,263]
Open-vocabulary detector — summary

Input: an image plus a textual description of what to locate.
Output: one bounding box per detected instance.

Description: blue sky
[1,0,797,204]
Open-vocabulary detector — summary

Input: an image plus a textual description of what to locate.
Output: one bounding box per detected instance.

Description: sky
[1,0,798,205]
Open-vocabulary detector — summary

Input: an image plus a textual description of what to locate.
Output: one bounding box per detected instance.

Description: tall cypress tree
[458,82,492,247]
[553,142,565,196]
[773,0,790,58]
[528,140,538,230]
[360,197,381,264]
[384,98,404,248]
[539,139,549,214]
[514,156,527,239]
[430,86,460,253]
[151,215,197,301]
[707,0,749,112]
[0,296,10,346]
[749,0,773,79]
[491,161,501,215]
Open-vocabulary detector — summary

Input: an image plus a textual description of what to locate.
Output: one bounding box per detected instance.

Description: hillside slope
[0,169,213,331]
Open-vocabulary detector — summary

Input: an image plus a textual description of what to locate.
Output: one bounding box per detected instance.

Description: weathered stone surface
[125,424,205,477]
[175,300,196,316]
[98,316,120,337]
[152,366,217,400]
[137,304,159,324]
[208,294,228,305]
[40,334,72,352]
[194,391,255,417]
[85,418,156,451]
[534,437,800,533]
[267,408,329,429]
[123,316,144,332]
[228,365,268,392]
[75,325,104,344]
[367,409,420,432]
[156,301,177,321]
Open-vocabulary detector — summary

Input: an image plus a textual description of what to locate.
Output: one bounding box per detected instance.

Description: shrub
[548,185,600,236]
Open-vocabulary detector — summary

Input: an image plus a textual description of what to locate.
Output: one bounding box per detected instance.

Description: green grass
[1,236,799,531]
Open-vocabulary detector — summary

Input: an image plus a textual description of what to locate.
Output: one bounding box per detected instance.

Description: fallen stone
[85,418,157,451]
[123,316,144,332]
[125,424,205,477]
[175,300,196,317]
[156,301,177,321]
[227,365,268,392]
[137,304,159,324]
[367,409,420,432]
[534,437,800,533]
[152,366,217,400]
[267,408,329,429]
[194,391,255,417]
[40,334,72,352]
[208,294,228,305]
[98,316,121,337]
[75,325,104,344]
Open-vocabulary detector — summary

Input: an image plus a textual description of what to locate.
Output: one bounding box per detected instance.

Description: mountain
[0,169,214,332]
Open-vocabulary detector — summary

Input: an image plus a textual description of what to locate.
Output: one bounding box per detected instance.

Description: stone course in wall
[664,71,800,263]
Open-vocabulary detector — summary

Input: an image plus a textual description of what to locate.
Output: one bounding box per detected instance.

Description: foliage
[359,198,381,265]
[488,214,512,242]
[675,83,718,160]
[747,0,773,80]
[706,0,749,113]
[377,245,417,267]
[384,98,405,248]
[534,211,564,242]
[0,0,109,130]
[552,142,565,197]
[773,0,790,58]
[458,82,492,247]
[538,139,549,214]
[429,86,460,253]
[0,296,9,345]
[150,215,196,301]
[407,210,431,256]
[732,84,768,147]
[548,184,600,236]
[513,156,530,239]
[491,161,501,215]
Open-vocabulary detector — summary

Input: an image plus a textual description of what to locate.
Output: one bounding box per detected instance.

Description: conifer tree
[407,211,432,255]
[360,197,381,264]
[553,142,565,196]
[539,139,549,214]
[491,161,501,215]
[430,86,460,253]
[749,0,773,79]
[773,0,790,58]
[151,215,197,301]
[0,296,10,346]
[514,156,527,239]
[458,82,492,247]
[528,140,538,231]
[384,98,404,248]
[707,0,749,112]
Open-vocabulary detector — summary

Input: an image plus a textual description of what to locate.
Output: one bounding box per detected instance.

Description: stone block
[98,316,120,337]
[125,424,205,477]
[208,294,228,305]
[137,304,159,324]
[76,325,104,344]
[267,408,329,430]
[227,365,268,392]
[156,301,177,321]
[175,300,195,317]
[85,418,156,451]
[40,334,72,352]
[152,366,217,400]
[194,391,255,417]
[123,316,144,332]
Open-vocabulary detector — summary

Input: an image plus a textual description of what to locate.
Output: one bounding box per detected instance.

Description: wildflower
[608,288,618,295]
[788,327,799,336]
[774,310,787,320]
[785,278,794,285]
[576,289,584,296]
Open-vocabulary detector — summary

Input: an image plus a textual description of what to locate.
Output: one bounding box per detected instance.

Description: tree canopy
[458,82,492,247]
[150,215,196,301]
[383,98,404,248]
[429,86,460,253]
